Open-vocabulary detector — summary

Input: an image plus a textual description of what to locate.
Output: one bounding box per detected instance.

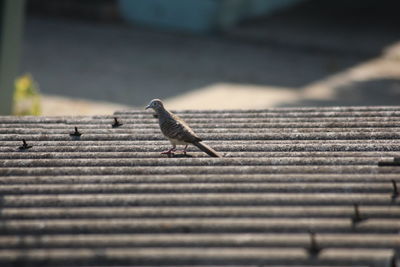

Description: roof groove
[0,107,399,266]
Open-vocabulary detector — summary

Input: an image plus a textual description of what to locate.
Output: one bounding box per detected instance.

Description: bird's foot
[161,148,176,155]
[178,145,189,155]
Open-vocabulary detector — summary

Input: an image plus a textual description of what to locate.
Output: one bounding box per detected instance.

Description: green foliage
[13,73,41,116]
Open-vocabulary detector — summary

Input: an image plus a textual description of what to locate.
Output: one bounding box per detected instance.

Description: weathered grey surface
[0,106,399,266]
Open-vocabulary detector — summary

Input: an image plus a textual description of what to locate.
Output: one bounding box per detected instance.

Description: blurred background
[1,0,400,115]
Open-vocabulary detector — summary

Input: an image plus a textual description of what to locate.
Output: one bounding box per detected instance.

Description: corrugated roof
[0,106,399,267]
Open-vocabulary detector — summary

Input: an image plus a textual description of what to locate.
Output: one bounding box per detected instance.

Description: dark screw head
[112,117,123,128]
[18,139,32,150]
[391,180,399,200]
[70,127,82,137]
[351,204,363,226]
[378,157,400,166]
[308,231,320,256]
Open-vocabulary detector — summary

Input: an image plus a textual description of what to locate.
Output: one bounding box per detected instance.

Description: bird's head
[145,99,164,111]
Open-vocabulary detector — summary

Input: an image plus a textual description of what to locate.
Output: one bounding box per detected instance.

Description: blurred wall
[27,0,119,21]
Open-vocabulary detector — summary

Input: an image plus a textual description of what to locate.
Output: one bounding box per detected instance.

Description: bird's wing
[160,114,202,143]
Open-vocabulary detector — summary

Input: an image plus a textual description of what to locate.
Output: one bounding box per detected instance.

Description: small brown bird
[145,99,221,157]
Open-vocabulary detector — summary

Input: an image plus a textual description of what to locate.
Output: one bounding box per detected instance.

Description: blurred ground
[20,0,400,115]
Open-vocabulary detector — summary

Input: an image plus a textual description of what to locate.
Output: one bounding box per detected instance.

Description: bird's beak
[145,105,150,110]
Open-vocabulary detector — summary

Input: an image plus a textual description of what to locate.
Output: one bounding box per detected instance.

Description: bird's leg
[161,145,176,155]
[182,144,188,155]
[175,144,189,155]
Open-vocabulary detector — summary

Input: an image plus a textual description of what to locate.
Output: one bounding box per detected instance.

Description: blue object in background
[118,0,305,33]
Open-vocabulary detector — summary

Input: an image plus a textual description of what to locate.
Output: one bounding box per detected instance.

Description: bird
[145,99,222,157]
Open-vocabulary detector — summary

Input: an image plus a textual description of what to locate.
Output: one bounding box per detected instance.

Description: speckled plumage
[159,110,201,144]
[146,99,221,157]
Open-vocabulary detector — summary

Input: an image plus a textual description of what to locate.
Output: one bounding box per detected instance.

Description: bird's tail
[193,141,222,157]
